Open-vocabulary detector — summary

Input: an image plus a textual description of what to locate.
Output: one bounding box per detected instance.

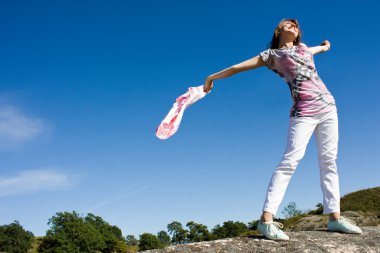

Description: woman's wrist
[206,76,215,82]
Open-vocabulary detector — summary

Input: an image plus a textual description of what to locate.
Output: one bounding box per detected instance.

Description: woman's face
[279,21,299,39]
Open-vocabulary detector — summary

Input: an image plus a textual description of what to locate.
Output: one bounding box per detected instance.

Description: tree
[315,203,323,214]
[308,203,324,215]
[157,231,171,246]
[84,213,126,253]
[247,220,259,230]
[210,224,228,240]
[186,221,210,243]
[167,221,188,245]
[38,211,104,253]
[138,233,164,251]
[0,221,34,253]
[126,235,139,246]
[38,211,128,253]
[211,221,248,239]
[282,201,303,218]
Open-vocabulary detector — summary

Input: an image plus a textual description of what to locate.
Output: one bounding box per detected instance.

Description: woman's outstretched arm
[308,40,331,55]
[203,55,265,93]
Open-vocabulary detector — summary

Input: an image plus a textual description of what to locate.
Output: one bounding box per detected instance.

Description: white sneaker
[257,220,290,240]
[327,216,363,234]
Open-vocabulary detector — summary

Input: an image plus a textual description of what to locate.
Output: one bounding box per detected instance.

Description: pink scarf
[156,85,208,139]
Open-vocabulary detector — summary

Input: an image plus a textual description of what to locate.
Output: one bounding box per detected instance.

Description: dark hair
[268,18,302,49]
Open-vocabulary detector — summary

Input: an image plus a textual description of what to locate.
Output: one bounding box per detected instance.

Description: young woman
[203,19,362,240]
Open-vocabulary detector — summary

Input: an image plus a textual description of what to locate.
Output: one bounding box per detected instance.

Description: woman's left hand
[203,78,214,93]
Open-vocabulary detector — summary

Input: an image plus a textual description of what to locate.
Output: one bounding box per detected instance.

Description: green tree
[84,213,126,253]
[282,201,303,218]
[186,221,210,243]
[38,211,104,253]
[308,203,324,215]
[167,221,188,245]
[38,211,128,253]
[126,235,139,246]
[0,221,34,253]
[138,233,164,251]
[211,221,248,239]
[210,224,227,240]
[157,230,171,246]
[247,220,259,230]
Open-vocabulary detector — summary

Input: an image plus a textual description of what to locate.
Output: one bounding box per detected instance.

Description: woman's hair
[268,18,302,49]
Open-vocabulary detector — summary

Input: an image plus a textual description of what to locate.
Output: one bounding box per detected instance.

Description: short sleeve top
[259,43,336,117]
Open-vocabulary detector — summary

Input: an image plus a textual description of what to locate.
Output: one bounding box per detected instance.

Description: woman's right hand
[203,78,214,93]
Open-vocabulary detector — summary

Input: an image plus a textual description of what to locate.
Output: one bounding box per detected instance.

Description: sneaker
[327,216,363,234]
[257,220,289,240]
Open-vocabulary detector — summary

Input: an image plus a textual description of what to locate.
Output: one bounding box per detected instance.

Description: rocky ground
[286,211,379,231]
[141,226,380,253]
[141,211,380,253]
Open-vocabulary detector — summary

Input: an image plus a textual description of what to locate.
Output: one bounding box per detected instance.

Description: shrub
[0,221,34,253]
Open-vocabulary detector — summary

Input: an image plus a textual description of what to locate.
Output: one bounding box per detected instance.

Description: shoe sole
[327,229,362,234]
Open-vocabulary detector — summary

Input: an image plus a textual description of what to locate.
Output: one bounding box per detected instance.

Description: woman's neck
[278,40,294,49]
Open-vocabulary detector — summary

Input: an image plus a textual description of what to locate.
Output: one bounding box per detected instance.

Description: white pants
[263,110,340,215]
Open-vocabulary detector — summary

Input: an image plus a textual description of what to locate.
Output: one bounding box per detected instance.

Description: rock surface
[287,211,379,231]
[141,226,380,253]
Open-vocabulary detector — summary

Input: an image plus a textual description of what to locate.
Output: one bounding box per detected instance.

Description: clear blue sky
[0,0,379,238]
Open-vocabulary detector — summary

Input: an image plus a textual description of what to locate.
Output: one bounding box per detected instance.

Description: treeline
[133,201,310,251]
[0,212,260,253]
[133,219,260,251]
[1,202,303,253]
[0,212,136,253]
[1,187,378,252]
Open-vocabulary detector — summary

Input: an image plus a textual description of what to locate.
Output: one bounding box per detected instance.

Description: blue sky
[0,0,379,238]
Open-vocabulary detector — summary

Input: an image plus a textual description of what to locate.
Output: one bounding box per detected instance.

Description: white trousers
[263,110,340,215]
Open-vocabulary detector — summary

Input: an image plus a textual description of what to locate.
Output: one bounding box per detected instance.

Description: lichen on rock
[141,226,380,253]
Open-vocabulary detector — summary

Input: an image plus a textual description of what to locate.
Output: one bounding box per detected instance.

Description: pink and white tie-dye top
[259,43,336,117]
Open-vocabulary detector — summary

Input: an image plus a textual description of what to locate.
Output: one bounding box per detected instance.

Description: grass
[27,236,44,253]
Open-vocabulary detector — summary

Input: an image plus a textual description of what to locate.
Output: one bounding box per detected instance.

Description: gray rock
[141,226,380,253]
[287,211,379,232]
[286,215,328,231]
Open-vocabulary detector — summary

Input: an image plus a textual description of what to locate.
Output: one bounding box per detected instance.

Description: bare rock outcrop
[286,211,379,231]
[141,226,380,253]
